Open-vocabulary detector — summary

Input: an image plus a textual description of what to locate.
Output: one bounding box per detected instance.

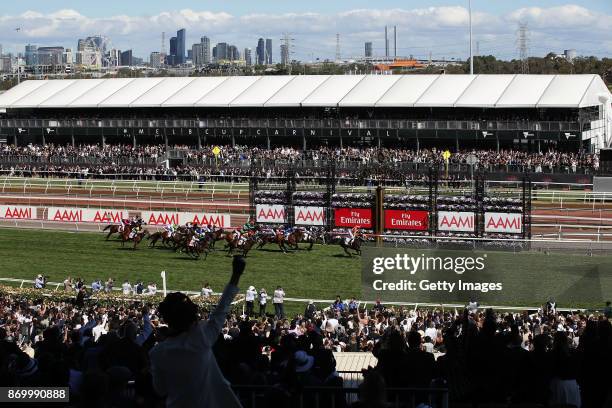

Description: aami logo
[2,207,32,219]
[438,212,474,232]
[192,214,225,227]
[295,207,325,225]
[257,207,285,220]
[92,210,123,223]
[148,213,179,225]
[52,209,83,222]
[485,213,522,233]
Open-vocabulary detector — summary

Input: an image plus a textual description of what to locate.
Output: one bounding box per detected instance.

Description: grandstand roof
[0,74,609,110]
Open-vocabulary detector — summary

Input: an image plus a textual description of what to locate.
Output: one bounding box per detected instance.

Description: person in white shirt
[424,322,437,344]
[245,286,257,317]
[149,256,246,408]
[92,316,108,342]
[259,288,268,317]
[146,283,157,296]
[201,282,213,298]
[122,280,132,295]
[273,286,285,319]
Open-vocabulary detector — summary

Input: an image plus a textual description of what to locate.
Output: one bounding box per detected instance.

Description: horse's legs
[105,231,112,241]
[342,245,351,256]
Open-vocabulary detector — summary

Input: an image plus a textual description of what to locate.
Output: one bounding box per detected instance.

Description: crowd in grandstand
[1,260,611,407]
[0,144,600,180]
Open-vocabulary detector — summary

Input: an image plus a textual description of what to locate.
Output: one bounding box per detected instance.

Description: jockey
[346,226,361,246]
[242,218,256,233]
[164,224,175,236]
[120,218,130,232]
[188,234,199,247]
[129,224,142,239]
[283,224,294,237]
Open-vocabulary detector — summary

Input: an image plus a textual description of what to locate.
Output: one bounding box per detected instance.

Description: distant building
[176,29,186,64]
[187,49,193,61]
[25,44,37,66]
[108,49,121,67]
[201,37,211,64]
[564,49,577,62]
[214,43,229,61]
[63,48,73,66]
[365,42,373,58]
[229,45,239,61]
[150,51,162,68]
[120,50,133,66]
[280,44,289,66]
[37,46,65,67]
[256,38,265,65]
[132,57,143,66]
[244,48,252,66]
[265,38,273,64]
[169,37,177,57]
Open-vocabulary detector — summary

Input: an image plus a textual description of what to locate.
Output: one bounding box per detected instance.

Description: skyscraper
[228,45,239,61]
[120,50,133,66]
[25,44,37,66]
[214,43,229,61]
[176,29,186,64]
[169,37,177,57]
[150,52,162,68]
[201,36,211,64]
[365,42,373,58]
[256,38,265,65]
[265,38,273,64]
[244,48,252,66]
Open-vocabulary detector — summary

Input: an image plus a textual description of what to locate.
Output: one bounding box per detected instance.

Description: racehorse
[227,234,257,257]
[184,236,213,260]
[206,228,228,249]
[256,229,289,253]
[326,233,366,256]
[147,230,173,247]
[103,224,122,240]
[121,227,149,249]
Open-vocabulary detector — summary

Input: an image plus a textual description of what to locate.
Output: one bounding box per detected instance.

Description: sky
[0,1,610,61]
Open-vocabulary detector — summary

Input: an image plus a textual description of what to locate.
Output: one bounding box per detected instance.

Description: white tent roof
[301,75,365,107]
[264,75,330,107]
[161,77,228,107]
[195,76,261,107]
[130,77,196,107]
[339,75,401,107]
[230,76,295,107]
[1,74,609,110]
[413,75,477,107]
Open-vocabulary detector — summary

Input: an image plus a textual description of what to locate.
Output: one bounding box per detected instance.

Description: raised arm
[200,256,245,346]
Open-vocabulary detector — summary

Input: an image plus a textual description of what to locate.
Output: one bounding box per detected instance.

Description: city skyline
[0,2,610,61]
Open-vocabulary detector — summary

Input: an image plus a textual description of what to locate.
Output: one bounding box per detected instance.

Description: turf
[0,227,361,315]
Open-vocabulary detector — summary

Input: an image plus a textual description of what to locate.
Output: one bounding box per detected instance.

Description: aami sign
[142,211,181,226]
[48,207,83,222]
[384,210,429,231]
[181,212,231,227]
[334,208,373,228]
[256,204,286,223]
[0,205,36,220]
[87,208,127,223]
[485,212,522,233]
[294,206,326,226]
[437,211,475,232]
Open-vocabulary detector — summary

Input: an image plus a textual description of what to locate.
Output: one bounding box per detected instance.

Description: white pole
[469,0,474,75]
[160,271,167,297]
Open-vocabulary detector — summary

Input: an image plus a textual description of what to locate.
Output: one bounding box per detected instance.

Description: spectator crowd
[0,144,600,181]
[1,269,611,408]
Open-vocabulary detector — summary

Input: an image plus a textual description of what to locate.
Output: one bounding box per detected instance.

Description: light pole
[468,0,473,75]
[15,27,22,84]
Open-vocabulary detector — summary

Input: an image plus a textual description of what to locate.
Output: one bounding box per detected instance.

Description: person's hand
[230,256,246,285]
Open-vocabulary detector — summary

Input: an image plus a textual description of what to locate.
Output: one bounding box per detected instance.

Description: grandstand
[0,74,610,154]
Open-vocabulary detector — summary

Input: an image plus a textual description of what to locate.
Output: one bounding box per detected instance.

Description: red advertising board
[384,210,429,230]
[334,208,372,228]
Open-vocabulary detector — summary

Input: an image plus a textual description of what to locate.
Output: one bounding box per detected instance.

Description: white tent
[1,74,607,110]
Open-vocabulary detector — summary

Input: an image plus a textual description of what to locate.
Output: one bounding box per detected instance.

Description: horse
[228,236,257,257]
[206,228,227,249]
[148,230,172,248]
[256,229,289,253]
[285,229,305,250]
[327,233,366,256]
[185,236,213,260]
[121,228,149,250]
[102,224,122,240]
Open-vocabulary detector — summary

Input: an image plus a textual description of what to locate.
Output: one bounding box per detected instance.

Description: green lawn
[0,228,361,315]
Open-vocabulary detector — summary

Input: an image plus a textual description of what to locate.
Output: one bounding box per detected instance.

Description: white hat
[294,351,314,373]
[248,286,255,291]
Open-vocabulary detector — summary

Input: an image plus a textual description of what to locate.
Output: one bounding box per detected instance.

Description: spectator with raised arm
[149,256,246,408]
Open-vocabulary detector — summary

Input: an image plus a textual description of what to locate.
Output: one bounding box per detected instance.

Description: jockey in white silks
[345,226,361,246]
[164,224,176,237]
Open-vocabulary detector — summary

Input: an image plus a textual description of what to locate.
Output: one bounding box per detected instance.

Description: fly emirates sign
[334,208,373,228]
[384,210,428,231]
